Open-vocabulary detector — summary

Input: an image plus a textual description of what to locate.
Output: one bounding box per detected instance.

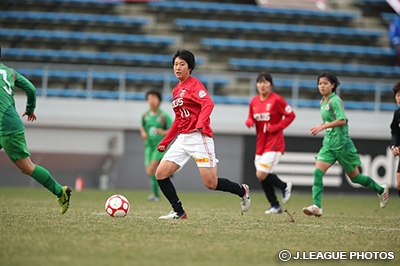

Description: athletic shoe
[58,186,72,214]
[240,184,251,212]
[302,204,322,217]
[282,181,292,204]
[159,211,187,220]
[147,194,160,202]
[265,206,283,214]
[378,184,389,208]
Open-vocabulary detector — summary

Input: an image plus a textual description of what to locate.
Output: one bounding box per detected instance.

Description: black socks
[157,178,184,214]
[216,178,245,197]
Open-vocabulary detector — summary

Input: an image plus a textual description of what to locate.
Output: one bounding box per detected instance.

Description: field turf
[0,187,399,266]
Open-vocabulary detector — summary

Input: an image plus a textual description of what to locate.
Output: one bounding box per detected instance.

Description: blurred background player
[389,80,400,198]
[0,47,71,214]
[155,49,250,219]
[389,14,400,66]
[303,72,389,217]
[245,72,295,214]
[140,90,172,202]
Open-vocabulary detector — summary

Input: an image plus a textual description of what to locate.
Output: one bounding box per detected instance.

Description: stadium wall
[0,96,397,192]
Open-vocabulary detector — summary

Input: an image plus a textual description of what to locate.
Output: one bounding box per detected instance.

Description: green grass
[0,187,399,266]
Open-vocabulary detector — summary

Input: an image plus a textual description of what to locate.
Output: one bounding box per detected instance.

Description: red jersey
[246,92,295,155]
[160,76,214,147]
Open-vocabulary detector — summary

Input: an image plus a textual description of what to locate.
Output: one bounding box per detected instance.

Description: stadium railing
[0,11,150,28]
[201,38,396,59]
[0,29,176,48]
[148,1,359,23]
[174,19,384,41]
[229,58,400,77]
[2,48,204,67]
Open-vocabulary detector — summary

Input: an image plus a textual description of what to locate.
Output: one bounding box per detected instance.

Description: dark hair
[172,49,195,74]
[256,72,274,85]
[392,81,400,96]
[146,90,162,102]
[317,71,340,92]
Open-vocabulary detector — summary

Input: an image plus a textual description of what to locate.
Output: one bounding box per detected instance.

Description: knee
[20,166,34,175]
[204,180,217,190]
[255,171,267,181]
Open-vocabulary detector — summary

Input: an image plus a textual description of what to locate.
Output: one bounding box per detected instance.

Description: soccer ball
[105,194,130,217]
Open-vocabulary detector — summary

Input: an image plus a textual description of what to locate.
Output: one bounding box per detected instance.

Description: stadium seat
[148,1,359,22]
[380,12,398,25]
[0,29,176,48]
[1,48,206,67]
[0,11,149,28]
[174,19,384,41]
[229,58,400,77]
[201,38,396,58]
[16,69,231,88]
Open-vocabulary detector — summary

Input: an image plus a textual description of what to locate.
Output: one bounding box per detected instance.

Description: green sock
[312,168,324,208]
[30,165,63,197]
[150,174,159,197]
[350,174,384,194]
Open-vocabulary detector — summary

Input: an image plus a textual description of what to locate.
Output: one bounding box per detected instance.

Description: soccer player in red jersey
[246,72,296,214]
[155,49,250,219]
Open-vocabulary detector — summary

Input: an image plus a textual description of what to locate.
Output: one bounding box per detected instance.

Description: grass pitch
[0,187,399,266]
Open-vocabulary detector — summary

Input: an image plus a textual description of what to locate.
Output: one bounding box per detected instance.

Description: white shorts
[162,132,219,171]
[254,152,282,173]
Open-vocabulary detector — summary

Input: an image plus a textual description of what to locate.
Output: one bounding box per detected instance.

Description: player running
[155,49,250,219]
[0,47,71,214]
[389,80,400,198]
[246,72,295,214]
[140,90,172,202]
[303,71,389,217]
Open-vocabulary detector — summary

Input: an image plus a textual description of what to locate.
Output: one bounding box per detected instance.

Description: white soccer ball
[105,194,130,217]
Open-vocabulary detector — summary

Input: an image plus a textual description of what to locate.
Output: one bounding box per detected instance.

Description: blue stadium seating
[174,19,384,40]
[229,58,400,77]
[16,68,231,87]
[149,1,359,22]
[0,29,176,47]
[3,0,123,7]
[0,11,149,27]
[201,38,397,58]
[2,48,206,66]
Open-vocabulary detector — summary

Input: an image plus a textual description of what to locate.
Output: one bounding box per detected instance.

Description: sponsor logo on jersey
[253,112,270,121]
[198,90,207,98]
[172,97,184,108]
[195,158,210,163]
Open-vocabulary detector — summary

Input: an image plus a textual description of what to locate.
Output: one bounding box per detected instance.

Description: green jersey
[141,109,172,146]
[320,93,355,151]
[0,63,36,136]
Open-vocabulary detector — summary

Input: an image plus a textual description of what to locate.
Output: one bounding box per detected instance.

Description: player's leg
[342,150,388,208]
[194,133,250,212]
[2,132,71,214]
[303,147,333,217]
[155,137,188,219]
[396,159,400,198]
[145,146,163,201]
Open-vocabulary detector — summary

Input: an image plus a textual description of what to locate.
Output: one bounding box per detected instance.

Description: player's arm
[140,114,147,140]
[14,70,37,121]
[310,100,346,135]
[245,100,255,128]
[267,98,295,133]
[156,111,173,135]
[157,119,180,152]
[193,84,214,131]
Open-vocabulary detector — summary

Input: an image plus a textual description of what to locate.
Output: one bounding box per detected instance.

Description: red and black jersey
[246,92,295,155]
[160,76,214,147]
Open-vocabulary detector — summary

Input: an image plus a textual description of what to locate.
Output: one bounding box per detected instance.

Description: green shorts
[0,131,31,163]
[144,143,165,166]
[316,145,361,173]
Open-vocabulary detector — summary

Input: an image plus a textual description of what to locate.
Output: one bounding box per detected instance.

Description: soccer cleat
[302,204,323,217]
[159,211,187,220]
[240,184,251,212]
[265,206,283,214]
[378,184,389,208]
[147,194,160,202]
[58,186,72,214]
[282,181,292,204]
